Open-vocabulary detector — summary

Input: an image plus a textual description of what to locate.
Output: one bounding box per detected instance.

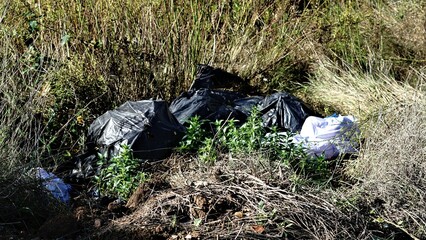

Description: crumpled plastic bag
[259,92,315,132]
[87,100,186,160]
[179,64,314,132]
[293,115,360,159]
[36,167,72,204]
[170,89,250,125]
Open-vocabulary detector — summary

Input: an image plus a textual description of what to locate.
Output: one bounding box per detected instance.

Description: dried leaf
[251,225,265,234]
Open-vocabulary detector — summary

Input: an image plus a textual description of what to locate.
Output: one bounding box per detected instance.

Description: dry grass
[0,23,45,172]
[0,9,70,235]
[97,154,371,240]
[373,0,426,57]
[347,99,426,238]
[308,57,425,120]
[3,0,308,100]
[307,45,426,238]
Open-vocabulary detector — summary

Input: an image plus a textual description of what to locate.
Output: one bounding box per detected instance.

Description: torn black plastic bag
[87,100,186,160]
[170,89,249,125]
[260,92,316,133]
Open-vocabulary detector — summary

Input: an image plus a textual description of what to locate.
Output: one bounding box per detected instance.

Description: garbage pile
[69,64,359,182]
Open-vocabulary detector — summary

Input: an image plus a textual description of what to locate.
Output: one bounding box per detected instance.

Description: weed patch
[178,109,331,182]
[95,145,149,201]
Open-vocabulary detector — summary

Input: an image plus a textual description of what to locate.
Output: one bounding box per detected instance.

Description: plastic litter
[70,65,319,183]
[170,89,248,125]
[259,92,316,132]
[173,65,315,131]
[190,64,251,92]
[67,153,97,184]
[233,96,265,117]
[36,167,71,204]
[293,115,359,159]
[87,100,186,160]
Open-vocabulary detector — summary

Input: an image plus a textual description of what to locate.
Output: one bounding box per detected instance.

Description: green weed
[95,144,148,200]
[177,115,208,153]
[177,109,329,181]
[198,137,218,164]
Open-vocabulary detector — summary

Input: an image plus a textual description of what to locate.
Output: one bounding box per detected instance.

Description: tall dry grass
[306,5,426,234]
[307,42,426,240]
[0,21,69,233]
[348,99,426,238]
[308,57,424,120]
[0,23,45,172]
[4,0,307,100]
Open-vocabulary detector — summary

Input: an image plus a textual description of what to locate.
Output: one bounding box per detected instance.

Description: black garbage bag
[233,96,264,117]
[190,64,251,92]
[172,64,317,132]
[259,92,316,133]
[170,89,248,125]
[65,153,97,184]
[87,100,186,160]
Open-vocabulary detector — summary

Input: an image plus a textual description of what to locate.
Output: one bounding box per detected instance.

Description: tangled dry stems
[99,154,371,239]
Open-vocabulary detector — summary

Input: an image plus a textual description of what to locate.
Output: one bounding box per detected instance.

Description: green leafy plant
[177,115,209,153]
[298,155,329,180]
[195,108,267,163]
[95,144,148,200]
[228,108,265,153]
[178,109,331,181]
[262,131,307,165]
[261,128,333,181]
[198,137,217,163]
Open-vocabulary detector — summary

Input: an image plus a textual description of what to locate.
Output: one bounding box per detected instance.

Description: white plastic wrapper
[293,115,359,159]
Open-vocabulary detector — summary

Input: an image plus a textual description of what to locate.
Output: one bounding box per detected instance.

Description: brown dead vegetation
[94,156,370,240]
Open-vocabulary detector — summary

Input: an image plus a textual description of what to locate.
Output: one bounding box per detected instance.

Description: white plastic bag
[294,115,359,159]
